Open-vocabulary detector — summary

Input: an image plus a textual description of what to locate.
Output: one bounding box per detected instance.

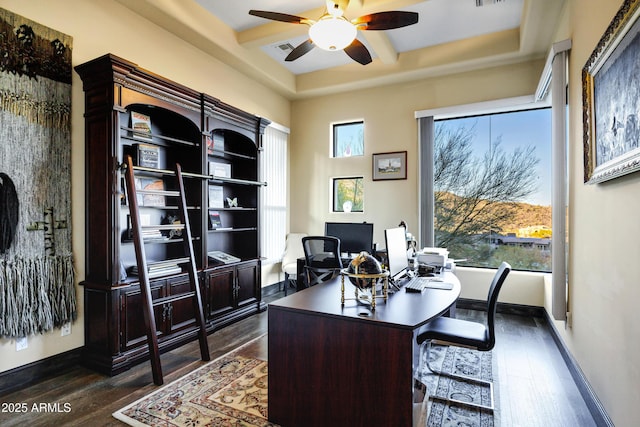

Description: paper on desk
[420,247,449,255]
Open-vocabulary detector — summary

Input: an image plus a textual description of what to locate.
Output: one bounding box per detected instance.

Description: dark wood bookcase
[75,54,269,375]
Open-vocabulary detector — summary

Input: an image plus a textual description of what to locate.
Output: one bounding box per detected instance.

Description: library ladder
[123,154,210,385]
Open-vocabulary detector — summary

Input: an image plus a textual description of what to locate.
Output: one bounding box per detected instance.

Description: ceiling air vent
[476,0,506,6]
[277,43,294,52]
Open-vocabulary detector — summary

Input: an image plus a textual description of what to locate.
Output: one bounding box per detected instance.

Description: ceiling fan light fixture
[309,15,356,51]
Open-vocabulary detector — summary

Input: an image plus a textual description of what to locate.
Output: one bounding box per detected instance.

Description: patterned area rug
[416,344,496,427]
[113,341,275,426]
[114,338,495,427]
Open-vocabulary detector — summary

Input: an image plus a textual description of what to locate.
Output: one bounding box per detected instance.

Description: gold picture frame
[583,0,640,183]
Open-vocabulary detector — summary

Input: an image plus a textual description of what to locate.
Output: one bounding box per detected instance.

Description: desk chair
[281,233,307,295]
[416,261,511,412]
[301,236,343,288]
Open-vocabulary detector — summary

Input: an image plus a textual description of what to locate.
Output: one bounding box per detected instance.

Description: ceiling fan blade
[249,10,309,24]
[285,40,315,62]
[344,39,372,65]
[352,11,419,30]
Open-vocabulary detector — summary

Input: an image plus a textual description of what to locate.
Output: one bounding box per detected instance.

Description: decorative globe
[347,251,382,289]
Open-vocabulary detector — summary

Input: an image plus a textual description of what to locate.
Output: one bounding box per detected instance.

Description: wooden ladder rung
[137,189,181,197]
[151,291,197,307]
[141,224,186,231]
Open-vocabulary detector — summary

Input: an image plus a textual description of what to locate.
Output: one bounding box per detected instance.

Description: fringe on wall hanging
[0,89,70,130]
[0,255,76,338]
[0,7,75,338]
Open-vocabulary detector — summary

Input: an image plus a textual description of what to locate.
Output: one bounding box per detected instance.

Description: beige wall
[457,267,545,306]
[553,1,640,425]
[0,0,289,374]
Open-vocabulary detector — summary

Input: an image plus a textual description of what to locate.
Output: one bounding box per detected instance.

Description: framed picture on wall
[372,151,407,181]
[583,0,640,183]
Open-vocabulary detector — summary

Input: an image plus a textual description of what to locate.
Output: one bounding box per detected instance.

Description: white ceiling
[115,0,567,100]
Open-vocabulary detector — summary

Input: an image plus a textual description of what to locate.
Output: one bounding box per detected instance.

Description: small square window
[332,121,364,157]
[332,177,364,212]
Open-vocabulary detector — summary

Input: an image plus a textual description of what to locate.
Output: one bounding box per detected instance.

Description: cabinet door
[121,281,166,351]
[236,262,259,309]
[206,266,235,319]
[167,275,197,334]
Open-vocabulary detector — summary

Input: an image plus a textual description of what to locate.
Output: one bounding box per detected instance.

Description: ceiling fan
[249,0,419,65]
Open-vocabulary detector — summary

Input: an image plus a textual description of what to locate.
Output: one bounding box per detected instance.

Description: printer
[416,247,449,268]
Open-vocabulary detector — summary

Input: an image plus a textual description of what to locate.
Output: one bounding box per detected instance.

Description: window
[332,121,364,157]
[332,177,364,212]
[431,108,552,272]
[260,124,288,265]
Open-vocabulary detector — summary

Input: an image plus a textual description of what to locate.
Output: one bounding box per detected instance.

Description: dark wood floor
[0,287,595,427]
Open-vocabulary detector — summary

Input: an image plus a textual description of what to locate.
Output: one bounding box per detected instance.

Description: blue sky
[438,108,552,206]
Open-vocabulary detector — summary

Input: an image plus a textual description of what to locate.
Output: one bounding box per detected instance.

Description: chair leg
[284,273,290,296]
[421,340,494,412]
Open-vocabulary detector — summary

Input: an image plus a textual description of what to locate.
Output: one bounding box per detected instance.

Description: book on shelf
[130,262,182,278]
[131,111,152,140]
[208,185,224,208]
[209,161,231,178]
[209,211,232,231]
[135,177,165,206]
[207,250,241,264]
[127,214,167,241]
[209,131,225,153]
[209,211,222,229]
[126,227,166,241]
[134,143,159,168]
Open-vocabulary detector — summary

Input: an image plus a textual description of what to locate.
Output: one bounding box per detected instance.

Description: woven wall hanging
[0,8,75,338]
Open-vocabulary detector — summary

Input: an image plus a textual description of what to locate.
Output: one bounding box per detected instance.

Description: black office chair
[416,261,511,412]
[301,236,343,288]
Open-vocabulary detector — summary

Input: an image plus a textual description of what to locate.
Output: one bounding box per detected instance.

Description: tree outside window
[333,121,364,158]
[434,108,552,272]
[333,177,364,212]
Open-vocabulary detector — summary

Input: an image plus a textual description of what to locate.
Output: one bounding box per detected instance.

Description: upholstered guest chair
[281,233,307,295]
[301,236,343,288]
[416,261,511,412]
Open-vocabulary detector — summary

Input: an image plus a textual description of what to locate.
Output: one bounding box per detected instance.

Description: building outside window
[433,108,552,272]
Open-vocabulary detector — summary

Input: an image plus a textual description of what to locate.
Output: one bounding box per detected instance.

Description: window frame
[416,96,553,273]
[331,176,365,213]
[331,120,365,158]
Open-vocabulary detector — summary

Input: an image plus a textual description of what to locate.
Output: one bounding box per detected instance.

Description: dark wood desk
[268,272,461,427]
